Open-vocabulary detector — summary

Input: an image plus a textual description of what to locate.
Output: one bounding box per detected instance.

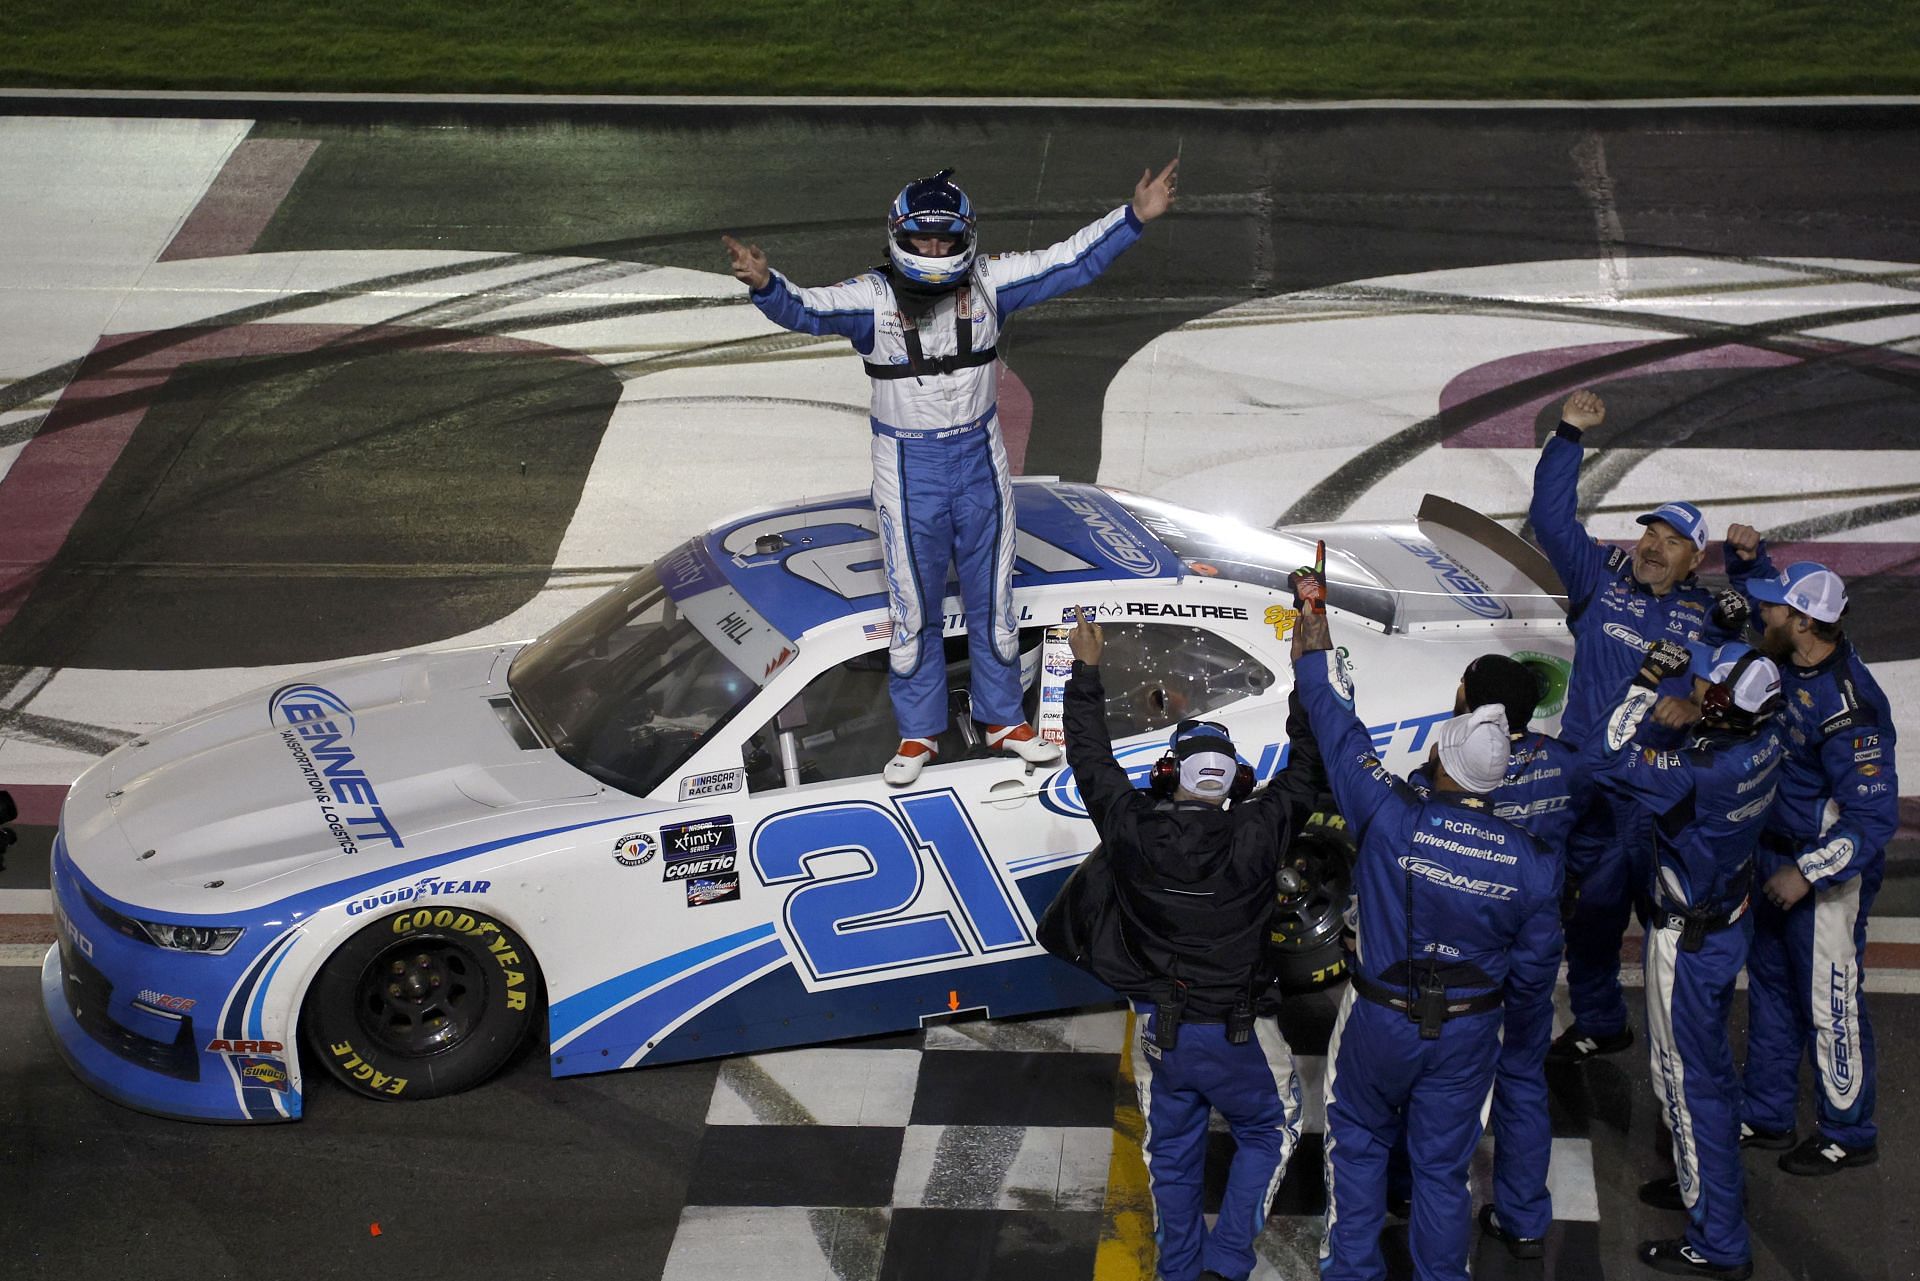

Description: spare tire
[305,906,541,1102]
[1269,810,1356,996]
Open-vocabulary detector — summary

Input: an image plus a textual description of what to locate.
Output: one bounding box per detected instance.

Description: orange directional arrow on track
[948,989,960,1011]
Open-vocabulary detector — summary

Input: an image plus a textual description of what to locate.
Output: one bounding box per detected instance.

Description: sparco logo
[1057,492,1161,577]
[1396,855,1517,901]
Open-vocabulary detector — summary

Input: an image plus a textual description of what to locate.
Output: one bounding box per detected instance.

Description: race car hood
[64,645,599,909]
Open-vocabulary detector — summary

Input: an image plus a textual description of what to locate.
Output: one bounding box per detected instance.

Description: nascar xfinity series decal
[661,815,738,880]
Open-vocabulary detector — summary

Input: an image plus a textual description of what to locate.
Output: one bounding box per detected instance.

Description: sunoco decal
[270,683,402,852]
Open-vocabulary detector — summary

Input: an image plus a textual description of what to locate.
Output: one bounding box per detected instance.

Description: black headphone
[1148,719,1256,801]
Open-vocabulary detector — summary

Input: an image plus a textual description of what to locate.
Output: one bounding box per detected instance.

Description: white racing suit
[749,206,1143,738]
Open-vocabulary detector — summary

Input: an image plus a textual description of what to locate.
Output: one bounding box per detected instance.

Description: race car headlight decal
[137,921,246,954]
[79,883,245,955]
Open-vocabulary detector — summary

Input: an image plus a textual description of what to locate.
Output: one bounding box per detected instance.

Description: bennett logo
[1603,622,1654,653]
[663,815,737,860]
[1396,856,1517,901]
[1056,491,1162,578]
[613,832,655,867]
[1829,964,1854,1090]
[207,1039,285,1055]
[1390,537,1509,619]
[272,683,403,852]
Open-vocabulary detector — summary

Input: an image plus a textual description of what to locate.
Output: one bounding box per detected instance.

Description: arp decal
[207,1039,285,1055]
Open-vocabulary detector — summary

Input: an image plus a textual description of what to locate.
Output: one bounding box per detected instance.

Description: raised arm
[723,234,878,351]
[985,159,1173,313]
[1062,611,1138,835]
[1527,390,1613,610]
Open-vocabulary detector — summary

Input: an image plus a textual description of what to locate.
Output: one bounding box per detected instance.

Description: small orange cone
[370,1223,382,1237]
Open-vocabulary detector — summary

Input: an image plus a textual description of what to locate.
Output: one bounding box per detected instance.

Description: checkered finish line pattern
[659,997,1601,1281]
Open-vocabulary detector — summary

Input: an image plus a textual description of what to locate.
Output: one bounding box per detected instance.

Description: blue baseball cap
[1636,501,1709,552]
[1745,561,1847,623]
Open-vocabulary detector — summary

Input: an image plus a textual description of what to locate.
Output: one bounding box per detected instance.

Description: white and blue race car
[44,481,1571,1122]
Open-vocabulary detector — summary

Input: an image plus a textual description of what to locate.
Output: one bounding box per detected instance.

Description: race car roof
[680,481,1185,641]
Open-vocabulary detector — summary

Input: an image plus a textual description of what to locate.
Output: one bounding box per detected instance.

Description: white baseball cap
[1746,561,1847,624]
[1684,640,1783,714]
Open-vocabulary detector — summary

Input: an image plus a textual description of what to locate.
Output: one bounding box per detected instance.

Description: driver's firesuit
[748,207,1145,741]
[1295,652,1561,1281]
[1529,420,1733,1043]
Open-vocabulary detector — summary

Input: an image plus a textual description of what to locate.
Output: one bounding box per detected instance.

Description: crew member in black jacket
[1062,607,1326,1281]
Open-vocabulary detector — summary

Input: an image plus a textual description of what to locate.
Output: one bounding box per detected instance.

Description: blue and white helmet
[886,168,976,291]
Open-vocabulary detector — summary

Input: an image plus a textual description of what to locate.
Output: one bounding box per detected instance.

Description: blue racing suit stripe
[993,206,1143,312]
[749,273,878,354]
[1131,1009,1302,1281]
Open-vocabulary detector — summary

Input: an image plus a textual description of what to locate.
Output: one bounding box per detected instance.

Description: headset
[1699,647,1783,732]
[1148,719,1256,801]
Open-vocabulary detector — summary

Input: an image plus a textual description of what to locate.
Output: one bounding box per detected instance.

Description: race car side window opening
[743,622,1272,792]
[509,566,759,797]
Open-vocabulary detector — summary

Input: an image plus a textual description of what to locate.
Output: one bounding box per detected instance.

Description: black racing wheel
[305,906,542,1102]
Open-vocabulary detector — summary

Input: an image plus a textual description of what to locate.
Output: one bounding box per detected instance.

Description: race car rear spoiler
[1416,494,1567,602]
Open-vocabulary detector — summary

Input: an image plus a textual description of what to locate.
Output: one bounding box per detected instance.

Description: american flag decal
[863,620,895,641]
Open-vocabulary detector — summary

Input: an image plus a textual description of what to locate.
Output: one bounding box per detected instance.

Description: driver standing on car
[1059,606,1323,1281]
[723,160,1178,785]
[1528,389,1740,1063]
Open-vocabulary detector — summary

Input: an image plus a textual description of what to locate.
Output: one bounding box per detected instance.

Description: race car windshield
[507,567,759,797]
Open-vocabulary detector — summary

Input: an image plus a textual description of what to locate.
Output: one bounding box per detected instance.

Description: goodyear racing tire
[306,906,542,1102]
[1270,810,1357,996]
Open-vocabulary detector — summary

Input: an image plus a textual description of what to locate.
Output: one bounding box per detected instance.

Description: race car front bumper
[42,838,302,1123]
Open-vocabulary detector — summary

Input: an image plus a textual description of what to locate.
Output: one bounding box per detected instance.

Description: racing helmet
[887,168,977,292]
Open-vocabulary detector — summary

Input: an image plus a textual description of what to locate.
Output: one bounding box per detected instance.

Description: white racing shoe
[885,738,939,787]
[985,722,1061,765]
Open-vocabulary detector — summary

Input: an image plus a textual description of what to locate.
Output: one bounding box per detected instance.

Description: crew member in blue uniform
[1723,537,1896,1176]
[1057,606,1321,1281]
[723,160,1178,784]
[1585,638,1785,1281]
[1528,388,1739,1061]
[1398,654,1580,1259]
[1292,610,1561,1281]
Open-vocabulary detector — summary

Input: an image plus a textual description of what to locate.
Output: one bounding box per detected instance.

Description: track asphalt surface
[1,101,1917,1280]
